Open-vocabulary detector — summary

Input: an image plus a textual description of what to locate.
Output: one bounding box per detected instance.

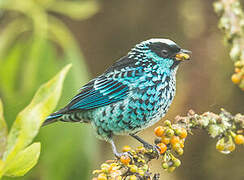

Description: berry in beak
[175,49,191,61]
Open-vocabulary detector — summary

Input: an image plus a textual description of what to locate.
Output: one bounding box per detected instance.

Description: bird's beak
[175,49,191,61]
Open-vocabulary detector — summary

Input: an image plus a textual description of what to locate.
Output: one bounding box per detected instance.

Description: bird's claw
[143,143,160,159]
[114,151,133,160]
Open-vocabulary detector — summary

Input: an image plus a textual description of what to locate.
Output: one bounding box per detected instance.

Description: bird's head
[129,38,191,70]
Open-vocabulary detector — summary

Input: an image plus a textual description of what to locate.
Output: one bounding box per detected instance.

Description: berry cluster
[92,146,158,180]
[175,109,244,154]
[213,0,244,91]
[154,120,187,172]
[93,109,243,180]
[93,119,188,180]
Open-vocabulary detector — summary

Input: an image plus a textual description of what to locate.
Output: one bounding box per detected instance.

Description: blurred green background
[0,0,244,180]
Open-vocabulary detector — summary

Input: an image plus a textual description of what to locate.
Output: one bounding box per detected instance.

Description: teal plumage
[44,38,191,156]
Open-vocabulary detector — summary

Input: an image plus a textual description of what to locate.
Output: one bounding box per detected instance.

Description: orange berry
[161,136,170,144]
[120,155,131,165]
[179,128,188,139]
[231,74,241,84]
[157,143,167,154]
[154,126,164,137]
[235,68,241,73]
[170,136,180,145]
[234,134,244,145]
[122,145,131,152]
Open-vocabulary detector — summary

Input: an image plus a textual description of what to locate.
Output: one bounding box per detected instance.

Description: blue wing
[44,56,145,125]
[66,76,129,110]
[65,56,145,111]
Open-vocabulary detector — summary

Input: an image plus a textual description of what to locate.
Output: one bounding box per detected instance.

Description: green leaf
[3,64,71,163]
[0,99,8,159]
[4,142,40,177]
[0,38,63,122]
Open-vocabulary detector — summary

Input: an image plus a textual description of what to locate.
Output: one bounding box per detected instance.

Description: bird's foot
[110,139,133,159]
[130,134,160,158]
[114,151,133,160]
[142,143,160,159]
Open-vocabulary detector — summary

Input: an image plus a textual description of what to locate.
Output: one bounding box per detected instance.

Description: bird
[43,38,191,157]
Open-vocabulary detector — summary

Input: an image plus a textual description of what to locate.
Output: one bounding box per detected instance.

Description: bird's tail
[43,113,63,126]
[43,108,87,126]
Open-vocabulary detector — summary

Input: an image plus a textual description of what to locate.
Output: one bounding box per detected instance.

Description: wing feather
[63,56,144,112]
[66,77,129,110]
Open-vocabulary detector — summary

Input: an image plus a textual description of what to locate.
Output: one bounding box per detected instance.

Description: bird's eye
[161,49,168,58]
